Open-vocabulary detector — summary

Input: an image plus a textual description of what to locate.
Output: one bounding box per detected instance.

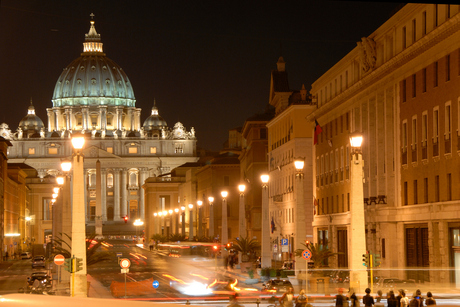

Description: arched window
[107,173,113,188]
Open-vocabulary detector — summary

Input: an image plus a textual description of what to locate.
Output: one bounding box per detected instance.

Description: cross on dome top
[82,13,104,54]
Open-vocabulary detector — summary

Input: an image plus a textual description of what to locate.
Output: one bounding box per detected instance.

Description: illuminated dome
[19,102,44,131]
[143,102,167,131]
[52,18,135,108]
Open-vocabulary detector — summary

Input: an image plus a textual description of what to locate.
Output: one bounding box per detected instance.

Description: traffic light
[305,240,310,246]
[373,253,381,267]
[124,216,128,223]
[64,258,73,273]
[75,257,83,272]
[362,252,370,267]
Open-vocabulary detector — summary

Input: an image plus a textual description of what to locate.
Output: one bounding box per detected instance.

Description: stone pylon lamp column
[188,204,194,240]
[181,206,186,235]
[349,133,368,293]
[294,158,306,278]
[70,135,87,297]
[197,200,203,237]
[260,174,271,268]
[208,197,214,238]
[221,191,228,257]
[174,208,179,234]
[238,184,246,266]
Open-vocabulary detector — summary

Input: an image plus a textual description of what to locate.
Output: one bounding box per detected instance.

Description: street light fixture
[208,196,214,238]
[133,219,144,244]
[349,132,367,292]
[221,191,228,257]
[294,158,306,284]
[70,133,87,297]
[260,174,270,268]
[197,200,203,237]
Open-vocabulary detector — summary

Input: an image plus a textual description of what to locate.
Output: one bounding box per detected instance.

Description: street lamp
[238,184,246,267]
[208,196,214,238]
[349,132,367,292]
[70,134,87,297]
[133,219,144,244]
[188,204,194,241]
[260,174,270,268]
[294,158,306,285]
[181,206,186,236]
[197,200,203,237]
[221,191,228,257]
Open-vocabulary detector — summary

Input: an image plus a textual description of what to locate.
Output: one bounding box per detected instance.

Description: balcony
[411,144,417,162]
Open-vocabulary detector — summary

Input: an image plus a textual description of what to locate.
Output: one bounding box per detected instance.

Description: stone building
[0,17,198,242]
[308,3,460,286]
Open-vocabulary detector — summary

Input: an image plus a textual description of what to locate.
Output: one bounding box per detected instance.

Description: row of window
[403,174,453,205]
[26,145,188,155]
[317,113,350,145]
[317,146,351,178]
[317,193,351,215]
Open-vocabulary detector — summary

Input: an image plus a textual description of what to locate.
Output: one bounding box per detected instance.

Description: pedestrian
[335,288,347,307]
[409,289,423,307]
[363,288,375,307]
[349,288,359,307]
[149,239,154,251]
[279,287,294,306]
[295,289,308,307]
[400,290,409,307]
[376,290,384,307]
[387,290,398,307]
[425,291,436,305]
[396,289,403,307]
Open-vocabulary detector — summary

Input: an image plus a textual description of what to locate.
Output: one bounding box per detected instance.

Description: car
[32,255,46,268]
[329,270,350,284]
[263,279,293,294]
[27,271,52,286]
[21,252,32,259]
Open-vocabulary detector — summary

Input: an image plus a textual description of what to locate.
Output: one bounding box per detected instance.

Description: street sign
[120,258,131,269]
[281,238,289,246]
[121,268,129,273]
[152,280,159,289]
[54,254,65,266]
[302,249,312,260]
[116,252,122,257]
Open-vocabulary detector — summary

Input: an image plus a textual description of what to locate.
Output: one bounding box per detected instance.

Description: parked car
[375,277,400,291]
[32,255,46,268]
[21,252,32,259]
[27,271,52,286]
[329,270,350,284]
[263,279,293,294]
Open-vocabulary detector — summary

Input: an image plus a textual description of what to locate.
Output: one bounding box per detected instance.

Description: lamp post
[294,158,306,286]
[349,133,367,292]
[153,212,158,235]
[58,163,72,286]
[221,191,228,257]
[197,201,203,238]
[174,208,179,234]
[260,175,271,268]
[181,206,186,236]
[70,134,87,297]
[133,219,144,244]
[208,197,214,238]
[238,184,246,267]
[188,204,194,241]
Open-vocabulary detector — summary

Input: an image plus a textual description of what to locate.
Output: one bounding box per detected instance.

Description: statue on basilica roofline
[16,127,23,139]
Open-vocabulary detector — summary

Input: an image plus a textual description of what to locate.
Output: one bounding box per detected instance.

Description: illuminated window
[175,143,184,153]
[150,147,157,154]
[28,148,35,155]
[48,148,58,155]
[107,147,113,154]
[129,147,137,154]
[107,173,113,188]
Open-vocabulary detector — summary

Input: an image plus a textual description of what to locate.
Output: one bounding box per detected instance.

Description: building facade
[309,3,460,286]
[0,18,198,241]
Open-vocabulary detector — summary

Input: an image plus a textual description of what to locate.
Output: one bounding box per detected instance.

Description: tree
[295,242,338,269]
[232,236,260,262]
[52,233,111,266]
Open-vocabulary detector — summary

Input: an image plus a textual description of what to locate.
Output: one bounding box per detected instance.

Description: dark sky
[0,1,404,151]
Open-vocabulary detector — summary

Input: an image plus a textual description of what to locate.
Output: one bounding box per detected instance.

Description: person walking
[295,289,308,307]
[396,289,403,307]
[335,288,347,307]
[425,292,436,305]
[349,288,359,307]
[363,288,375,307]
[387,290,398,307]
[149,239,154,251]
[409,289,423,307]
[279,287,294,307]
[400,290,409,307]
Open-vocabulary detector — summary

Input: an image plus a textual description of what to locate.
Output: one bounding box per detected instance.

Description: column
[47,109,55,131]
[261,179,271,268]
[99,106,107,131]
[135,109,141,131]
[101,169,107,221]
[121,168,128,218]
[54,109,61,131]
[127,109,133,131]
[295,170,306,278]
[95,160,102,236]
[350,152,367,293]
[65,108,71,131]
[221,196,228,256]
[188,205,194,241]
[139,168,148,220]
[82,107,88,131]
[84,169,88,222]
[113,168,121,221]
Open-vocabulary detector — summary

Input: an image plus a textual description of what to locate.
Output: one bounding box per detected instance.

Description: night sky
[0,1,403,151]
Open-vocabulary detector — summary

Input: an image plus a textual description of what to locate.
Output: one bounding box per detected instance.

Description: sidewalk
[87,274,113,298]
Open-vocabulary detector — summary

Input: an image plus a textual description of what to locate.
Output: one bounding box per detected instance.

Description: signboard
[282,245,289,252]
[281,238,289,246]
[121,268,129,273]
[120,258,131,269]
[302,249,312,260]
[273,244,277,252]
[152,280,159,289]
[54,254,65,266]
[116,252,122,257]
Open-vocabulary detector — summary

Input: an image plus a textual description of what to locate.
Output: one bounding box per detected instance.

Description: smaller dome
[19,102,44,131]
[143,102,167,131]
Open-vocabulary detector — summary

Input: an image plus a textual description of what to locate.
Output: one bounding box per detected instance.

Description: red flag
[314,119,323,145]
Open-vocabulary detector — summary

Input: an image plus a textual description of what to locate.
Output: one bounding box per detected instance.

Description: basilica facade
[0,18,198,241]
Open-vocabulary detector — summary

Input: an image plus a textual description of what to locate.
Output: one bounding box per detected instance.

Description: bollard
[256,298,260,307]
[185,300,190,305]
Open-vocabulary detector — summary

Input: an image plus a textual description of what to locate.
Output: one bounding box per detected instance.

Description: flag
[271,217,275,233]
[314,119,323,145]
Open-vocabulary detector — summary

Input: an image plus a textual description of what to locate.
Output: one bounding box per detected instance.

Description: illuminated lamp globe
[238,185,246,193]
[221,191,228,198]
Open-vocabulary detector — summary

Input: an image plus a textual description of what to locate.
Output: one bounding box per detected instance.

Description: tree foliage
[232,236,260,261]
[295,242,338,268]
